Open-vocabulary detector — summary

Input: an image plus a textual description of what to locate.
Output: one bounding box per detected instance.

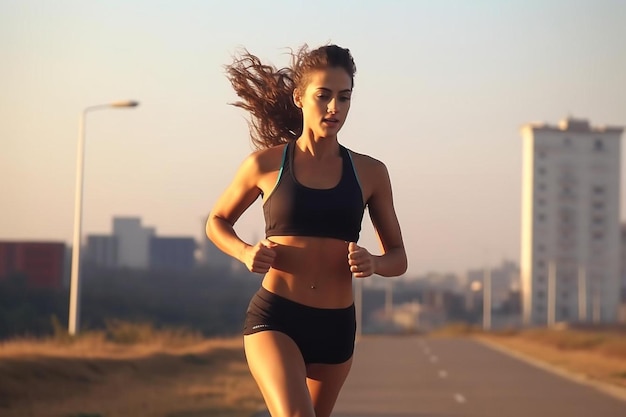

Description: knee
[265,401,315,417]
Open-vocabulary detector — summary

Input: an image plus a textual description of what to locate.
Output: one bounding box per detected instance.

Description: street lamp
[68,100,139,335]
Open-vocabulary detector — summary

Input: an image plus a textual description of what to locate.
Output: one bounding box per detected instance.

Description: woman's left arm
[364,159,408,277]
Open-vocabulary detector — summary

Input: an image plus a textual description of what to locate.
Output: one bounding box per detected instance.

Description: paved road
[254,335,626,416]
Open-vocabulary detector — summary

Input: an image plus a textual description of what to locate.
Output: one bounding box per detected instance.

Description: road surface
[253,335,626,416]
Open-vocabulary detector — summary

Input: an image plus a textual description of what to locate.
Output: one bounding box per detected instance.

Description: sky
[1,0,625,277]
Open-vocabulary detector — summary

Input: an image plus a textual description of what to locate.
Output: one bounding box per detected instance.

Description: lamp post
[68,100,139,335]
[483,266,492,331]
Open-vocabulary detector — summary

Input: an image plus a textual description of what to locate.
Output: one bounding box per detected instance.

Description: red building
[0,241,66,289]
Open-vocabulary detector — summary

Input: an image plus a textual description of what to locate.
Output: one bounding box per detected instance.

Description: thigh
[306,357,353,417]
[244,331,315,417]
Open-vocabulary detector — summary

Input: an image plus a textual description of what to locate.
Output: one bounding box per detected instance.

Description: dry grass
[0,331,233,360]
[510,327,626,359]
[0,324,264,417]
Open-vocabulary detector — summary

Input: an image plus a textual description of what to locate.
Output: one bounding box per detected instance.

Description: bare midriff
[261,236,354,309]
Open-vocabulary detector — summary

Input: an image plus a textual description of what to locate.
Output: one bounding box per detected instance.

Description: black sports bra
[263,141,365,242]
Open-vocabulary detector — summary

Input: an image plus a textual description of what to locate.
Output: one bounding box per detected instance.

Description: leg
[306,357,353,417]
[244,331,315,417]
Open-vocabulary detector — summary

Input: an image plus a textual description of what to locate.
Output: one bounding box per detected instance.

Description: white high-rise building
[113,217,155,269]
[520,117,623,325]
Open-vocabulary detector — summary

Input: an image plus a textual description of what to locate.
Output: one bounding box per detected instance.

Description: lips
[323,118,339,125]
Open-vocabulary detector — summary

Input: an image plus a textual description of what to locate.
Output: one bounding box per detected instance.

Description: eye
[340,96,351,102]
[316,94,330,100]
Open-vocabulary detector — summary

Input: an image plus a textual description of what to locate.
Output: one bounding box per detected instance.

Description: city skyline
[2,1,626,276]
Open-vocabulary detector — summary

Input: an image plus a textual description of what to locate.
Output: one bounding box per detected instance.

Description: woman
[206,44,407,417]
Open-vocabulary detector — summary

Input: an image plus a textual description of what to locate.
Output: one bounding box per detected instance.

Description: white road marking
[454,393,466,404]
[438,370,448,378]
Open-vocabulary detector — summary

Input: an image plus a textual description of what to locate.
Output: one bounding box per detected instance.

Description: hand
[242,239,277,273]
[347,242,375,278]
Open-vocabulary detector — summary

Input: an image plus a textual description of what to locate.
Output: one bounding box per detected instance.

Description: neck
[296,137,339,159]
[297,129,339,159]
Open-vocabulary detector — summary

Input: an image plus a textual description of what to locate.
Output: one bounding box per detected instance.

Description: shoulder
[345,147,389,177]
[240,143,288,174]
[344,147,396,203]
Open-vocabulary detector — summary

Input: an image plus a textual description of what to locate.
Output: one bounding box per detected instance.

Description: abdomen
[262,236,354,308]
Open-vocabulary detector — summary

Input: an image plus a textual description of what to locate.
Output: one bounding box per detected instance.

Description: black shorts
[243,286,356,364]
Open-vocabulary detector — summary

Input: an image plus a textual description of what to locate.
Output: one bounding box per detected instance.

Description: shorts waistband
[257,286,355,312]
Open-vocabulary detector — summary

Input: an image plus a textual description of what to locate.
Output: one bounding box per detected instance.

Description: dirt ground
[0,337,264,417]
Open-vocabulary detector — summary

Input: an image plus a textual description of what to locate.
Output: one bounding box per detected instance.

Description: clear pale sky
[2,0,625,277]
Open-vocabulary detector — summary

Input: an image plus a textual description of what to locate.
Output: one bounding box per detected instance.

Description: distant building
[84,217,198,271]
[113,217,155,269]
[84,235,118,268]
[520,117,623,325]
[0,241,66,289]
[466,260,520,310]
[149,237,196,271]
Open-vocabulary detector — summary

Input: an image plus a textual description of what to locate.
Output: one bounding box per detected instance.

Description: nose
[327,98,338,114]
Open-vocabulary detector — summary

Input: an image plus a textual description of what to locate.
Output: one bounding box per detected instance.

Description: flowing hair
[225,44,357,150]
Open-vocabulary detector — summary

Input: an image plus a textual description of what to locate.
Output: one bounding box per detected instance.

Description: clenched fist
[242,239,277,273]
[347,242,375,278]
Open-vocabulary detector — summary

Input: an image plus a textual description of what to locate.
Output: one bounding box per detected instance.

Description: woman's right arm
[206,153,276,273]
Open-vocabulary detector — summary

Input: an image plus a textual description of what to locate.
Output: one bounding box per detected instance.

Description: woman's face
[296,67,352,139]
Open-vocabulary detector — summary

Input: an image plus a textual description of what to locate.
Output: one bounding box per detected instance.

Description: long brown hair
[225,44,356,149]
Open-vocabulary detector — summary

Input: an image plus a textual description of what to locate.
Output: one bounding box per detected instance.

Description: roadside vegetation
[0,321,264,417]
